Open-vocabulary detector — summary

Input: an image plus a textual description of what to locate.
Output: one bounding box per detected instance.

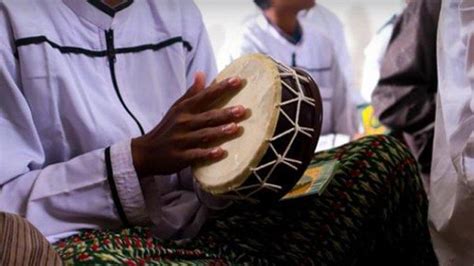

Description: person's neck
[102,0,125,8]
[264,8,299,36]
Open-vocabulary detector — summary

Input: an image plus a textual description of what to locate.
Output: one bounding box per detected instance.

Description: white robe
[222,14,358,137]
[429,0,474,264]
[299,4,365,106]
[0,0,219,242]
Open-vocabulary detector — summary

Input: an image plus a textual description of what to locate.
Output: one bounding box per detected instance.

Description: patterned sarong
[53,135,437,265]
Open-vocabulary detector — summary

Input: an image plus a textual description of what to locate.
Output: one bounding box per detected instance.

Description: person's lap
[53,135,437,265]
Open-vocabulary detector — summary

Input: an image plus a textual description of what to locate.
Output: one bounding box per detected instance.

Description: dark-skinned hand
[131,72,246,178]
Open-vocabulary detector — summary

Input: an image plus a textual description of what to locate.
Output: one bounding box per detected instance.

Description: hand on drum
[131,72,247,177]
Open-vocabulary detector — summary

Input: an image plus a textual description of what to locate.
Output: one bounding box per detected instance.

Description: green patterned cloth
[54,136,437,265]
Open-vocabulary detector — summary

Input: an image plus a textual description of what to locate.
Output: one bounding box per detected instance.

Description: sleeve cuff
[107,139,148,225]
[178,168,231,210]
[195,184,232,210]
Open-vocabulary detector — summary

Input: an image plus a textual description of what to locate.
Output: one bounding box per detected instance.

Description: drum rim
[293,67,323,156]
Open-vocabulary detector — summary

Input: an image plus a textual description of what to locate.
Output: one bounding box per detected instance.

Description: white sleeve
[330,56,358,136]
[331,19,363,105]
[333,23,352,86]
[0,41,148,238]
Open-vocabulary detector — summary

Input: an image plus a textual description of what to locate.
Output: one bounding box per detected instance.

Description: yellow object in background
[358,104,389,136]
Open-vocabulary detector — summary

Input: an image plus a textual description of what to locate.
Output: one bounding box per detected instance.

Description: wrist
[131,137,148,178]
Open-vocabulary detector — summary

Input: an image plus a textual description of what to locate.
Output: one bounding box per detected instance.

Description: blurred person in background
[224,0,358,144]
[361,0,415,103]
[299,2,364,107]
[372,0,440,192]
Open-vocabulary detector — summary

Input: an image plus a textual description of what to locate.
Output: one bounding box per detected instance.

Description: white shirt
[0,0,219,242]
[223,14,357,137]
[300,4,365,106]
[429,0,474,264]
[361,15,397,103]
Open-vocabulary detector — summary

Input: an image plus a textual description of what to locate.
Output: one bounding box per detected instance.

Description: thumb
[187,71,206,97]
[175,72,207,105]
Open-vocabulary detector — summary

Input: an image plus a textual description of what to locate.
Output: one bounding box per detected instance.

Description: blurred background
[195,0,404,90]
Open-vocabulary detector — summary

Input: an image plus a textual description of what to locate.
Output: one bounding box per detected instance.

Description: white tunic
[429,0,474,264]
[0,0,219,242]
[223,14,357,137]
[361,15,397,103]
[299,4,365,106]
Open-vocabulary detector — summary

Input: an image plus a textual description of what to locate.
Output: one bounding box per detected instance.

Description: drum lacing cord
[223,63,317,203]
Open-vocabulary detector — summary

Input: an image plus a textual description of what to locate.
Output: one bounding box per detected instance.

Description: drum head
[192,54,282,194]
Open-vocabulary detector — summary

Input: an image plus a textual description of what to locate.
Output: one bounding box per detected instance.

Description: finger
[188,72,206,97]
[176,72,206,105]
[186,77,243,111]
[183,147,226,163]
[180,123,240,148]
[186,105,246,130]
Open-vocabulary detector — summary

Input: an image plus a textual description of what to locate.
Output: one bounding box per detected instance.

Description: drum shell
[235,67,323,203]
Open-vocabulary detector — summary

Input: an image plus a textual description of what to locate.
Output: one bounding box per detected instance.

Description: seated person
[0,0,436,264]
[222,0,359,142]
[373,0,440,192]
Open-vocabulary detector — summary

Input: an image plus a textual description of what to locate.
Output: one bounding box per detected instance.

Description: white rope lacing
[223,61,317,203]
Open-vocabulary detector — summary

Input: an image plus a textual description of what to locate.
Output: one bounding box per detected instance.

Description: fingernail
[228,77,241,87]
[231,106,244,117]
[210,148,223,158]
[222,123,237,134]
